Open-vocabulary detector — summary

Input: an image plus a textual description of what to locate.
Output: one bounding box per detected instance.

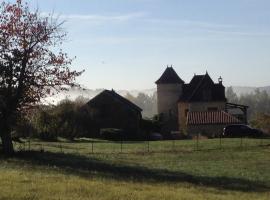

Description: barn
[82,89,142,139]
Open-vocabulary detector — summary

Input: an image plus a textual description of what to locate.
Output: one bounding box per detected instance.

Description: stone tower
[155,66,184,132]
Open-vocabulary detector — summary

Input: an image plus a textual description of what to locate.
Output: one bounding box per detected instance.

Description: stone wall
[178,102,189,133]
[157,83,182,131]
[189,101,226,112]
[157,84,182,119]
[178,101,226,133]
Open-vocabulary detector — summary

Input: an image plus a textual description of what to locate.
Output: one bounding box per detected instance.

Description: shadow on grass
[12,150,270,193]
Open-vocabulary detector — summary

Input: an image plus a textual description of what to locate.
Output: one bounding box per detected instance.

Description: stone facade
[178,101,226,133]
[155,67,184,132]
[178,102,189,132]
[188,101,225,112]
[157,83,182,123]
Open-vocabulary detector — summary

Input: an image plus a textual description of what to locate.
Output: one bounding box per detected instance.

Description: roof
[187,111,241,125]
[179,73,226,102]
[155,67,184,84]
[87,90,142,112]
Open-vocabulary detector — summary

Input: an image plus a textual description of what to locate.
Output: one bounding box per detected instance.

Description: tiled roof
[155,67,184,84]
[187,111,241,125]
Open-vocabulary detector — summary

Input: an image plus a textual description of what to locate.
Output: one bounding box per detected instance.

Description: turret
[155,66,184,131]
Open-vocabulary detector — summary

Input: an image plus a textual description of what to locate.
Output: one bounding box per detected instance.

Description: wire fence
[13,136,270,155]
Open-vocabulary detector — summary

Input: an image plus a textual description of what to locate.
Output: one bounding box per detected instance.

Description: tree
[250,113,270,135]
[0,0,83,155]
[125,92,157,118]
[226,87,238,103]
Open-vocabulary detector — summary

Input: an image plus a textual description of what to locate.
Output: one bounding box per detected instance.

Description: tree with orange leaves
[0,0,83,155]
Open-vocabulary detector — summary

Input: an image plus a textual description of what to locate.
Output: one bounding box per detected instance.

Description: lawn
[0,138,270,200]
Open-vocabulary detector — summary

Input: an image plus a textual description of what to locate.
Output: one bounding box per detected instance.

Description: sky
[21,0,270,89]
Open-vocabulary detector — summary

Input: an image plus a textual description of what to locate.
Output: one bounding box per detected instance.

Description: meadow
[0,138,270,200]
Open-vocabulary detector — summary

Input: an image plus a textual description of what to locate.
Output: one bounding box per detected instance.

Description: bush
[32,109,58,141]
[100,128,124,140]
[250,113,270,136]
[140,118,161,137]
[27,100,96,140]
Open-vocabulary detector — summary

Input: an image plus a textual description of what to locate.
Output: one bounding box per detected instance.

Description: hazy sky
[24,0,270,89]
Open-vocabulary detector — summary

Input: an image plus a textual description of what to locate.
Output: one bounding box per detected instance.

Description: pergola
[225,102,249,124]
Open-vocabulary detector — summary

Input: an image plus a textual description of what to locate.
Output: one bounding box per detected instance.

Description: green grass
[1,138,270,200]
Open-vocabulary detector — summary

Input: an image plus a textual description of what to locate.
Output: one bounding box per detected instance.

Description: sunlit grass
[1,138,270,200]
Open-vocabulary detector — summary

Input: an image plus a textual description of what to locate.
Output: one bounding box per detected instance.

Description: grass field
[0,138,270,200]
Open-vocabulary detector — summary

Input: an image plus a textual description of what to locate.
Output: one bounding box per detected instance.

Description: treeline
[125,92,157,118]
[226,87,270,134]
[226,87,270,119]
[14,97,93,141]
[13,95,161,141]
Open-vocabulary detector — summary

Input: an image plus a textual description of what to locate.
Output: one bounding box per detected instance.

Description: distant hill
[43,86,270,105]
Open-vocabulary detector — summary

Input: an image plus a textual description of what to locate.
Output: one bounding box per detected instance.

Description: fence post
[28,139,30,151]
[120,139,123,153]
[172,139,175,151]
[219,133,222,149]
[91,140,94,154]
[147,136,150,153]
[40,144,44,152]
[59,143,62,153]
[196,133,199,151]
[240,136,243,147]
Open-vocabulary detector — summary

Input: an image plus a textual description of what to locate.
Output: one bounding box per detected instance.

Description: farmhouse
[156,66,247,137]
[82,89,142,138]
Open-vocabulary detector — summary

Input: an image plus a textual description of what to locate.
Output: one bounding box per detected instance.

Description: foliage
[250,113,270,135]
[100,128,124,140]
[35,110,58,141]
[125,92,157,118]
[30,100,91,140]
[0,0,83,154]
[226,87,270,120]
[12,99,90,140]
[140,118,161,135]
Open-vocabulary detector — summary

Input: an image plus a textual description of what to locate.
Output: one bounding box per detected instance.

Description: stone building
[155,67,184,132]
[156,66,245,137]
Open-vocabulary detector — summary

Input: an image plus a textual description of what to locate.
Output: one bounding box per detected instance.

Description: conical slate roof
[155,67,184,84]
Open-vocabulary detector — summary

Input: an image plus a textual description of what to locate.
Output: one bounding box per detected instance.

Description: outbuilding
[82,89,142,138]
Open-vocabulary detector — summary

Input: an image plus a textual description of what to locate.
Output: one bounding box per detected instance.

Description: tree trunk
[0,124,14,156]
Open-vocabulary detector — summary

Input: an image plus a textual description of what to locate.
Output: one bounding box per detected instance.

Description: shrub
[100,128,124,140]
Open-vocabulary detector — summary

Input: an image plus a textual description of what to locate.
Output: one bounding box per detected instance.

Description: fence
[12,136,270,155]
